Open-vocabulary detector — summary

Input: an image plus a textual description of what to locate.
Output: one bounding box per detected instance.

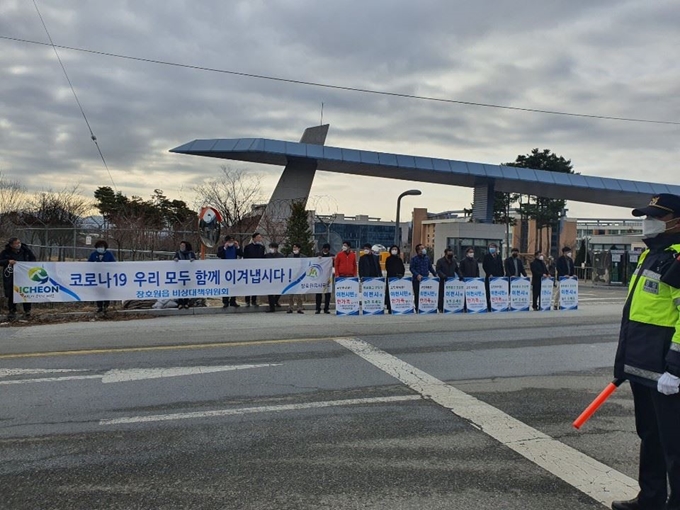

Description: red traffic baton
[573,379,624,430]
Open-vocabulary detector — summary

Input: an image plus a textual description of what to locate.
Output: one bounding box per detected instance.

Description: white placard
[540,277,554,311]
[361,277,386,315]
[335,277,360,316]
[464,278,487,314]
[559,276,579,310]
[489,277,509,312]
[510,277,531,312]
[443,278,465,314]
[14,258,334,303]
[418,277,439,314]
[388,277,415,315]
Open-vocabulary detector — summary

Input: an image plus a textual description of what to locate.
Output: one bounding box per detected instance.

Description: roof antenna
[320,102,324,126]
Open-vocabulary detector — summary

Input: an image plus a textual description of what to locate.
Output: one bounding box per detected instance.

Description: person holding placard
[483,243,504,311]
[552,246,575,310]
[436,248,462,313]
[530,251,549,311]
[459,247,480,278]
[410,244,436,313]
[315,243,334,315]
[385,245,405,314]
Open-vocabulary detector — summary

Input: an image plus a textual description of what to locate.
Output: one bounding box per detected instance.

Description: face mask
[390,250,398,256]
[293,249,300,255]
[268,248,276,254]
[512,253,518,258]
[467,253,474,258]
[12,244,21,251]
[642,217,675,238]
[538,256,544,261]
[489,248,496,254]
[565,252,572,258]
[363,249,370,255]
[179,247,187,253]
[421,249,427,255]
[446,254,453,259]
[342,246,349,252]
[96,247,105,254]
[226,242,234,247]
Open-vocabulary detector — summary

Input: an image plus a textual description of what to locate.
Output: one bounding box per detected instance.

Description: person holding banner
[287,243,305,314]
[436,248,462,313]
[315,243,334,315]
[410,244,436,313]
[529,251,549,311]
[552,246,575,310]
[385,245,405,314]
[611,193,680,510]
[264,242,284,313]
[88,240,117,313]
[243,233,266,308]
[173,241,196,310]
[0,237,36,321]
[217,236,243,309]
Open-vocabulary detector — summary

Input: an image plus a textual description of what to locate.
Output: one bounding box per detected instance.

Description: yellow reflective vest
[615,242,680,385]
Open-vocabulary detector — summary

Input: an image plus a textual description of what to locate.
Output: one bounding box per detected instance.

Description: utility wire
[28,4,117,190]
[2,34,679,127]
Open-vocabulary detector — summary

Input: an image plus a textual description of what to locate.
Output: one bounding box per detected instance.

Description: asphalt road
[0,288,637,509]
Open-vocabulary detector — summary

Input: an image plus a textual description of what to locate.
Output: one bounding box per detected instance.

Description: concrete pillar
[472,181,495,223]
[257,125,329,241]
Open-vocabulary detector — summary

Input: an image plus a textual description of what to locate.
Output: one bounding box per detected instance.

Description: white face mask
[96,247,106,254]
[342,246,349,252]
[565,252,572,258]
[390,250,398,255]
[538,255,544,261]
[642,217,675,238]
[292,249,300,254]
[421,249,427,255]
[363,249,370,255]
[268,248,276,254]
[467,253,474,258]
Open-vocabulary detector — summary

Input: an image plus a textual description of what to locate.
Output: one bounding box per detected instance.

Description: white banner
[361,277,386,315]
[335,277,360,316]
[388,277,415,315]
[559,276,579,310]
[489,277,509,312]
[443,278,465,314]
[14,258,334,303]
[418,277,439,314]
[464,278,487,314]
[540,277,554,311]
[510,277,531,312]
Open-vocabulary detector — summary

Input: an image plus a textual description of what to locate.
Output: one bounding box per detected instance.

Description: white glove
[657,372,680,395]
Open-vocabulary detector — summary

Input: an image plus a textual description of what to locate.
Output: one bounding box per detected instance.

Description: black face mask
[512,253,518,258]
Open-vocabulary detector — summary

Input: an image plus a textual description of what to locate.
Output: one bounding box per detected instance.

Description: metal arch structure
[171,131,680,222]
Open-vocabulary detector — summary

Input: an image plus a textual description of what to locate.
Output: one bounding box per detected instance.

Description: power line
[27,5,117,190]
[2,34,679,127]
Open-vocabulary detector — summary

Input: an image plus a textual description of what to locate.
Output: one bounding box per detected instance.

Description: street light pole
[394,189,422,248]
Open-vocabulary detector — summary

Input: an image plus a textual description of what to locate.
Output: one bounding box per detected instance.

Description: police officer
[612,193,680,510]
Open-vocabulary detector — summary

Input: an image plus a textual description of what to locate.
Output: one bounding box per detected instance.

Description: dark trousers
[267,295,279,311]
[222,296,237,306]
[631,381,680,509]
[531,280,541,310]
[412,278,420,312]
[438,280,446,312]
[484,278,491,311]
[96,300,110,310]
[4,282,31,315]
[245,296,258,305]
[315,293,330,312]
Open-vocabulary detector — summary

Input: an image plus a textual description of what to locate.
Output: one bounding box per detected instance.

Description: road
[0,287,637,509]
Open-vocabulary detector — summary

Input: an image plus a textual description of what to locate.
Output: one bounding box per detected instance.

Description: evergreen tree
[282,200,314,256]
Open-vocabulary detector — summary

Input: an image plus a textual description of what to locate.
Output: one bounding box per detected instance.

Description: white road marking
[0,364,281,385]
[0,368,89,378]
[101,363,281,383]
[334,337,637,508]
[0,375,102,385]
[99,395,421,425]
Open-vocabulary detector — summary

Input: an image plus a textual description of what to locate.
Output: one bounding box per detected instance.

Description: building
[575,218,644,252]
[312,213,408,254]
[509,215,578,257]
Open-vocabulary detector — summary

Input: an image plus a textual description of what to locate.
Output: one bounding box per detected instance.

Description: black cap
[632,193,680,218]
[322,243,331,249]
[269,242,279,248]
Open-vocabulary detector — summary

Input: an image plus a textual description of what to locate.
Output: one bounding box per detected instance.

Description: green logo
[28,267,49,284]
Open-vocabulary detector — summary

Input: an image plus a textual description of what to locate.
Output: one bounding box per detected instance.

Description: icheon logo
[28,267,49,284]
[307,264,323,279]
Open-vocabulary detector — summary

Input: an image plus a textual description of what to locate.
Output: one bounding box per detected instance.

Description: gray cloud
[0,0,678,220]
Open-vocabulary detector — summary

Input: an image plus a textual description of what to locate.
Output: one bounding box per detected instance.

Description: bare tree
[0,173,26,240]
[193,166,263,243]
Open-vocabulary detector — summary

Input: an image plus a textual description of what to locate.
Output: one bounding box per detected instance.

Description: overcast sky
[1,0,679,221]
